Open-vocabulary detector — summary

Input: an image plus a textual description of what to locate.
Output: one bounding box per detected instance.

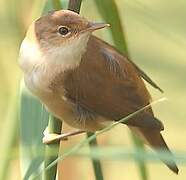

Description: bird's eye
[58,26,70,36]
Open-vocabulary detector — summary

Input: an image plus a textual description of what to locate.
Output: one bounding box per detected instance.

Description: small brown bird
[19,10,178,173]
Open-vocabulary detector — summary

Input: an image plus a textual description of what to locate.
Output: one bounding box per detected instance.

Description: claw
[42,127,86,144]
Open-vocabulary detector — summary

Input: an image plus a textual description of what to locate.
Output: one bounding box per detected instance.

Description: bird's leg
[43,127,86,144]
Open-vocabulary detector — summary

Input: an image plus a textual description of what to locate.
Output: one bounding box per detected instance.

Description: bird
[19,9,178,174]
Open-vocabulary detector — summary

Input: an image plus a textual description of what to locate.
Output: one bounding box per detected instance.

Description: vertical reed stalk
[44,116,62,180]
[87,132,104,180]
[43,2,62,180]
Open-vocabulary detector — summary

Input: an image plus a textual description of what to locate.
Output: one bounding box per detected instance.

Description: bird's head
[30,10,109,51]
[19,10,109,72]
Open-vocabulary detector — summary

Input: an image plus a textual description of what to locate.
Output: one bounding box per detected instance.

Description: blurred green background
[0,0,186,179]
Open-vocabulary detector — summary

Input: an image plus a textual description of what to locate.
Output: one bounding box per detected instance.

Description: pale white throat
[19,23,91,94]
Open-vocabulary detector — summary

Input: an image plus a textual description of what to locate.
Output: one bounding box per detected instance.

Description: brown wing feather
[91,36,163,92]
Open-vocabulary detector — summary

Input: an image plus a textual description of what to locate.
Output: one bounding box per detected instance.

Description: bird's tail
[129,126,179,174]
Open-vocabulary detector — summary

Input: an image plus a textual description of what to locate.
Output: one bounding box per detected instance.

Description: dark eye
[58,26,70,36]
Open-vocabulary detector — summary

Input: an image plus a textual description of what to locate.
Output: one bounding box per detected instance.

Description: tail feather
[129,126,179,174]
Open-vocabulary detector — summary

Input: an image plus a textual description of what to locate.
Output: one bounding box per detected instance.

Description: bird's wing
[56,37,163,130]
[92,36,163,93]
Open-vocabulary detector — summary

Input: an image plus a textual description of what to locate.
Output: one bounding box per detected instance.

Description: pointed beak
[88,22,110,31]
[82,22,110,33]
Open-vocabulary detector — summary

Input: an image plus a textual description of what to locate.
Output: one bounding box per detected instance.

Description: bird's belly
[40,94,112,132]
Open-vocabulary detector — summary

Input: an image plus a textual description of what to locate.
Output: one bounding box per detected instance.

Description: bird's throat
[42,32,91,71]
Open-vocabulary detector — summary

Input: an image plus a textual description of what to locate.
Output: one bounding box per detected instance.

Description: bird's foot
[43,127,86,144]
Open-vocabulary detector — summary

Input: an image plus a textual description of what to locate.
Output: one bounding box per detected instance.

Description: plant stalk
[68,0,82,13]
[87,132,104,180]
[44,1,63,180]
[44,116,62,180]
